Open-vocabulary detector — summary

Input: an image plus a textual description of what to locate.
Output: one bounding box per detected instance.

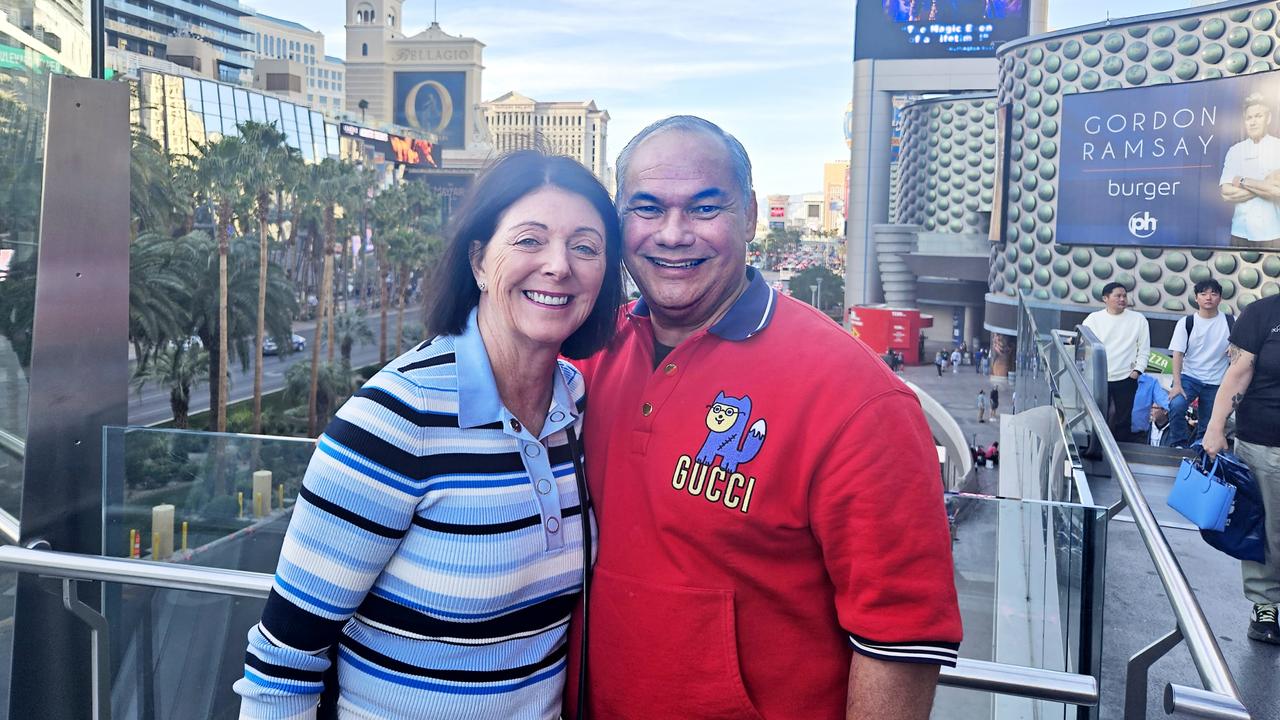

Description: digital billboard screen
[340,123,442,169]
[1059,69,1280,250]
[854,0,1030,60]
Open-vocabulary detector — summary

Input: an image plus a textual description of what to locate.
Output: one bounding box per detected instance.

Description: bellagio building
[479,92,611,187]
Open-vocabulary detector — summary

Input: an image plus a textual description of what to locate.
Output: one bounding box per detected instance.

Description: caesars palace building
[849,0,1280,374]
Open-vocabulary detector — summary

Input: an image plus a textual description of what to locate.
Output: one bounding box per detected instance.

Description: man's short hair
[1101,281,1126,297]
[614,115,753,208]
[1194,279,1223,295]
[1244,92,1270,112]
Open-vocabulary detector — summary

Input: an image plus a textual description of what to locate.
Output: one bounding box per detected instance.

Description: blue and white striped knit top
[235,311,593,719]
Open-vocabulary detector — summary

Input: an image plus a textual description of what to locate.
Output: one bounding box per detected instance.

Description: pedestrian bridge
[0,295,1273,719]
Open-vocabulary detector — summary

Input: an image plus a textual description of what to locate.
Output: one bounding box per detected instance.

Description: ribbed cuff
[847,633,960,667]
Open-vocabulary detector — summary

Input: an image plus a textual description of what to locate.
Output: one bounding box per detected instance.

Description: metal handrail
[0,545,270,598]
[1024,298,1250,719]
[0,545,1099,708]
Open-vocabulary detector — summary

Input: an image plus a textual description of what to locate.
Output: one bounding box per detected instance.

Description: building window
[361,43,368,56]
[388,14,395,26]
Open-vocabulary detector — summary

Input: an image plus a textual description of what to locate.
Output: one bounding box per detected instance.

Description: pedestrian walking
[990,387,1000,418]
[977,390,989,423]
[974,348,983,374]
[935,351,946,376]
[951,349,962,375]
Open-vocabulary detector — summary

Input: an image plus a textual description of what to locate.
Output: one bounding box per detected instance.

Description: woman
[976,389,988,423]
[990,386,1000,417]
[235,150,624,719]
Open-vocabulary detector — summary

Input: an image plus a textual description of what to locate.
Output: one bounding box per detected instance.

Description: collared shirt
[566,268,962,720]
[237,309,592,720]
[1220,134,1280,241]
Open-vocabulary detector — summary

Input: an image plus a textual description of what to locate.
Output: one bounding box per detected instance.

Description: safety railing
[1017,295,1251,720]
[0,543,1097,718]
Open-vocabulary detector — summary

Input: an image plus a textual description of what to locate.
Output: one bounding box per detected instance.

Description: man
[1149,405,1174,447]
[950,347,962,374]
[1203,291,1280,645]
[1082,283,1151,443]
[1220,93,1280,245]
[1167,279,1233,447]
[568,117,961,720]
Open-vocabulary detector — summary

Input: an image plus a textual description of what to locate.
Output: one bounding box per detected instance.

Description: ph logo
[1128,211,1158,239]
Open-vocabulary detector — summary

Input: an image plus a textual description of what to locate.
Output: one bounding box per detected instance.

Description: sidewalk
[897,356,1006,458]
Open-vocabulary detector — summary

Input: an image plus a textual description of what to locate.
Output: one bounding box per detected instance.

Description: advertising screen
[340,123,442,168]
[1059,69,1280,250]
[393,71,467,149]
[854,0,1030,60]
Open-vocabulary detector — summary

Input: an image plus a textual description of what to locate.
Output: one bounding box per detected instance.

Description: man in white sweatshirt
[1082,282,1152,443]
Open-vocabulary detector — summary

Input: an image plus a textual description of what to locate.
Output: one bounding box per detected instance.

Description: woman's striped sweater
[235,314,592,719]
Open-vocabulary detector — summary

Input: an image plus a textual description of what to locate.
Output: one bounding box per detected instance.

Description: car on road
[263,333,306,356]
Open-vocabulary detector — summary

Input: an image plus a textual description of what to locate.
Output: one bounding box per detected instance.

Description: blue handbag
[1168,452,1235,532]
[1200,450,1267,563]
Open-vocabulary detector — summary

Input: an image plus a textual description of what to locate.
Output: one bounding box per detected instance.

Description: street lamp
[810,284,818,307]
[816,275,824,312]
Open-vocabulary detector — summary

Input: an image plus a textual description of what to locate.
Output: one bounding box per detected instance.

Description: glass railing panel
[102,427,316,575]
[101,579,263,720]
[934,492,1106,719]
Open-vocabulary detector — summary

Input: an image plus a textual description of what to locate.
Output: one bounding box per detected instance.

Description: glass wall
[0,3,93,717]
[136,69,340,161]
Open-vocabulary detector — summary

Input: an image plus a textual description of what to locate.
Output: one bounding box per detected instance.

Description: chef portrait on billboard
[1220,92,1280,246]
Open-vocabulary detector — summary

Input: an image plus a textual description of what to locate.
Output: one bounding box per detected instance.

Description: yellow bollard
[277,483,284,510]
[128,529,137,558]
[253,470,273,513]
[238,491,244,518]
[151,531,161,560]
[181,521,188,551]
[152,504,174,559]
[253,491,264,518]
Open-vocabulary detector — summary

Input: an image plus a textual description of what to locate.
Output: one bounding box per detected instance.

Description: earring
[477,280,487,292]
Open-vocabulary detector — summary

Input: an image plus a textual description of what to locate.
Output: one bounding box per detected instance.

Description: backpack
[1184,312,1234,335]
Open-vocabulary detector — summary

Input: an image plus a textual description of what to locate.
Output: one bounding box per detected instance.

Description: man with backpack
[1168,279,1234,447]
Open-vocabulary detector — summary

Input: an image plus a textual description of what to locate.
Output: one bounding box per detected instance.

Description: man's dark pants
[1107,376,1139,442]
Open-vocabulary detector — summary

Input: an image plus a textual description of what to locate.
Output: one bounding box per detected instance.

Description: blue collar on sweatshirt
[630,266,777,342]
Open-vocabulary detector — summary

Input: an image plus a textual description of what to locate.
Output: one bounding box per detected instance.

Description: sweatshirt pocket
[588,568,764,720]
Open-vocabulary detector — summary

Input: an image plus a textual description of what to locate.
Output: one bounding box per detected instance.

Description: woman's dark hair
[422,150,624,359]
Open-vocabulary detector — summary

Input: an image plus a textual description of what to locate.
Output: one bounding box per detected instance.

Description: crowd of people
[1083,278,1280,645]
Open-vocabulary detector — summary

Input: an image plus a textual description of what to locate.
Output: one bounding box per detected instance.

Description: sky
[244,0,1222,200]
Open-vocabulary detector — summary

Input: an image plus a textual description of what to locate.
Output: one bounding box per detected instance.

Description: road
[128,308,416,426]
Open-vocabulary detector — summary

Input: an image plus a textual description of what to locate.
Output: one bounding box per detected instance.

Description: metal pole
[1039,301,1250,717]
[91,0,105,79]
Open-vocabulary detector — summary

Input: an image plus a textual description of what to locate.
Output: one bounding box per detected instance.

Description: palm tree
[303,159,361,435]
[369,183,408,364]
[130,131,183,236]
[332,310,376,368]
[193,136,245,432]
[385,227,436,357]
[132,345,209,429]
[284,360,353,433]
[129,231,202,371]
[234,121,291,433]
[185,233,298,428]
